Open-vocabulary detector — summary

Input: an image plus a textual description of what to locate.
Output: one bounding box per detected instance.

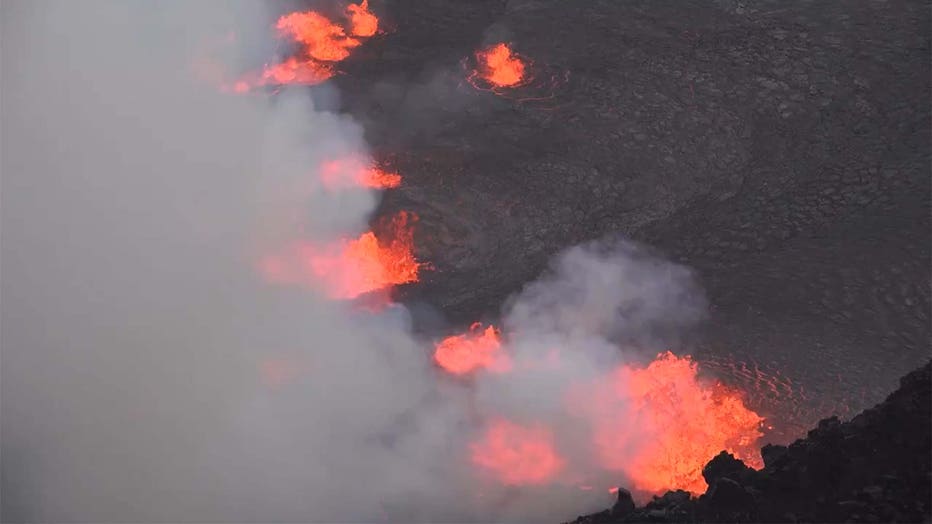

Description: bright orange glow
[476,43,526,87]
[320,157,401,189]
[259,212,421,299]
[258,56,335,87]
[347,0,378,37]
[433,323,511,375]
[582,352,764,495]
[227,5,382,92]
[471,419,564,485]
[276,11,361,62]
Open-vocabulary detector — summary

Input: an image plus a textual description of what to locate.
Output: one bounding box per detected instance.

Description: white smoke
[1,1,706,522]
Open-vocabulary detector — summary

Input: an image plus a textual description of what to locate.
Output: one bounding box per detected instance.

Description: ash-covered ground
[334,0,931,442]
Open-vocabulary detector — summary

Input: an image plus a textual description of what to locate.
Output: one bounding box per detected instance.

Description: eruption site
[319,156,402,190]
[463,41,570,107]
[228,0,380,92]
[259,211,421,300]
[474,43,527,88]
[3,1,929,523]
[433,322,509,375]
[579,352,764,495]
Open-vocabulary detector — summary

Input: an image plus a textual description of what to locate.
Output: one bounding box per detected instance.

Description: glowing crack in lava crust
[475,43,526,88]
[433,323,511,375]
[471,419,564,485]
[260,211,421,299]
[584,352,764,495]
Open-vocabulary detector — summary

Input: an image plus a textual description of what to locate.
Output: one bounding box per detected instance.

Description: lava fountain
[319,156,402,190]
[433,323,511,375]
[474,43,526,88]
[347,0,379,37]
[579,352,764,495]
[227,1,381,92]
[259,211,421,300]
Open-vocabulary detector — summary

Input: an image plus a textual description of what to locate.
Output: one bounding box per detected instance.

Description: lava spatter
[225,2,382,92]
[477,43,525,87]
[580,352,764,495]
[433,323,510,375]
[319,157,401,190]
[259,211,421,300]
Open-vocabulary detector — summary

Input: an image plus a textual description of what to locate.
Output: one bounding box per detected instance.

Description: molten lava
[476,43,526,88]
[347,0,379,37]
[276,11,361,62]
[320,157,401,189]
[471,418,564,485]
[584,352,764,495]
[259,211,421,299]
[258,56,334,87]
[228,3,381,92]
[433,323,510,375]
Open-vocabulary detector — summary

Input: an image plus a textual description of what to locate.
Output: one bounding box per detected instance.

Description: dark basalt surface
[333,0,930,438]
[566,361,932,523]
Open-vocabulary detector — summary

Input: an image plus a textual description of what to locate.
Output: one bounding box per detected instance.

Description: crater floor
[336,0,930,440]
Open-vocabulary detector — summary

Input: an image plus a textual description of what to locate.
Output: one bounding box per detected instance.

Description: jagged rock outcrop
[567,361,932,523]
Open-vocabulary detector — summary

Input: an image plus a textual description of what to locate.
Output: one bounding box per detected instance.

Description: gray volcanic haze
[2,0,930,523]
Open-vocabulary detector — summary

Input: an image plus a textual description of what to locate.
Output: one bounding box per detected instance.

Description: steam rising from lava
[3,1,762,522]
[259,211,421,299]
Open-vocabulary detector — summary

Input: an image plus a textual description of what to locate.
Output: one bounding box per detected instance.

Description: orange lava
[584,352,764,495]
[320,157,401,189]
[276,11,361,62]
[471,418,564,485]
[259,211,421,299]
[434,323,511,375]
[347,0,379,37]
[476,43,526,88]
[262,56,334,86]
[229,4,381,92]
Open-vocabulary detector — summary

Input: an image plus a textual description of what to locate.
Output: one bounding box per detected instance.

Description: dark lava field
[337,0,930,442]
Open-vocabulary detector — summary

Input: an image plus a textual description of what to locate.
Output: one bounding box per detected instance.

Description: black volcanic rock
[566,360,932,523]
[611,488,636,518]
[701,451,754,487]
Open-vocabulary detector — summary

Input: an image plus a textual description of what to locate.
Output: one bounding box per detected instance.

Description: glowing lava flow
[433,323,510,375]
[584,352,764,495]
[320,157,401,190]
[474,43,526,88]
[471,419,564,485]
[229,1,380,91]
[260,211,421,299]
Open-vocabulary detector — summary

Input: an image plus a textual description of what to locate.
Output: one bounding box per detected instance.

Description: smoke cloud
[1,1,707,522]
